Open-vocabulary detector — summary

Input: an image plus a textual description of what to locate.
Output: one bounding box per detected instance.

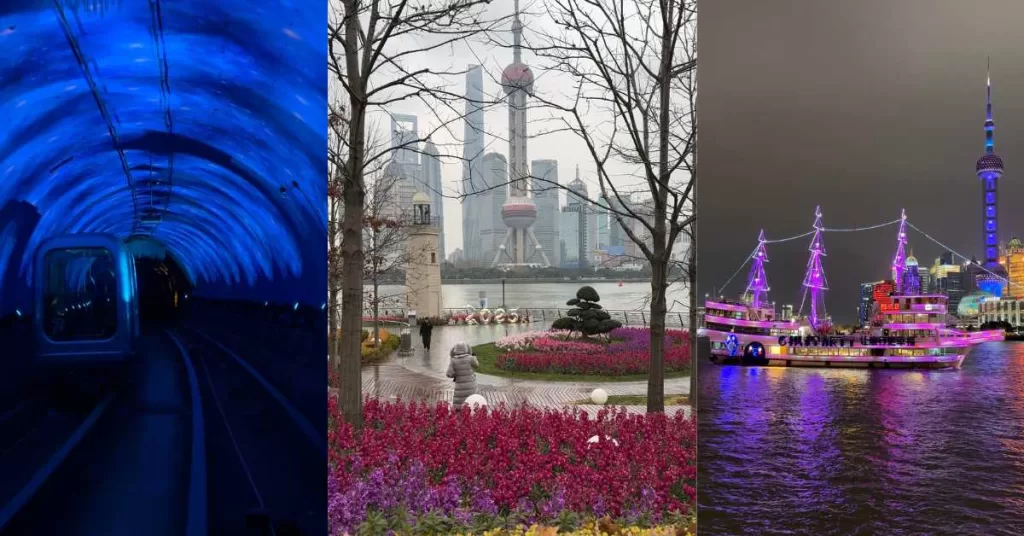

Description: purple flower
[471,488,499,516]
[538,487,566,520]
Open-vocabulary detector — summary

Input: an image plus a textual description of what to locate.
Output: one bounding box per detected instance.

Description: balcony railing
[361,307,691,328]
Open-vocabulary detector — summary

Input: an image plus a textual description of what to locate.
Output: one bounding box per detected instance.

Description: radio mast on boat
[892,209,908,294]
[746,230,770,309]
[801,206,829,331]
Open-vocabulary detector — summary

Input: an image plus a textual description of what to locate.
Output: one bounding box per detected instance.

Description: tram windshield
[43,248,118,341]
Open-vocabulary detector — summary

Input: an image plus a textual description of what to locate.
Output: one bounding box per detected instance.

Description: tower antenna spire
[512,0,523,63]
[986,56,995,154]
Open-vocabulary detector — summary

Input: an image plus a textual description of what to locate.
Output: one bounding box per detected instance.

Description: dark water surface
[698,341,1024,535]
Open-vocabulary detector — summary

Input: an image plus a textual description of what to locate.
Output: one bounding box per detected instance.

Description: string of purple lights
[716,218,903,294]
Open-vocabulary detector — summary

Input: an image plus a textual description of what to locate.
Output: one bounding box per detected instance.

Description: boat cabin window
[43,248,118,341]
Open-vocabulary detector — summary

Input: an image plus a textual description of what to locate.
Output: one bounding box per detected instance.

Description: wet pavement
[359,325,690,417]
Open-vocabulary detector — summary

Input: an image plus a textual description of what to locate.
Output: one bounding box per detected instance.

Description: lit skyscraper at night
[975,62,1008,295]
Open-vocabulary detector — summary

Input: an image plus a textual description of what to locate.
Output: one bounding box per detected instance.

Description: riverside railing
[361,308,690,328]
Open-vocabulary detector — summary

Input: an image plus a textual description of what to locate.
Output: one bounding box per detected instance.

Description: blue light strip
[0,1,326,304]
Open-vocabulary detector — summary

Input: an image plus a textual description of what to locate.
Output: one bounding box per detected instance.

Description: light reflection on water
[698,341,1024,535]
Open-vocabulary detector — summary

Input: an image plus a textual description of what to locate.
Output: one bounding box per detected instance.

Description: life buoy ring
[494,308,506,323]
[508,312,520,324]
[479,309,492,323]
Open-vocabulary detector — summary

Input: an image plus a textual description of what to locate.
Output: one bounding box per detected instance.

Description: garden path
[361,325,691,417]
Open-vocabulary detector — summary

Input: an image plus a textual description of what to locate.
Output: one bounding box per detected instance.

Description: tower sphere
[501,63,534,94]
[976,153,1004,174]
[501,196,537,229]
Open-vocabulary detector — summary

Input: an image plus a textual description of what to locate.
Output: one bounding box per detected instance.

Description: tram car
[33,233,140,383]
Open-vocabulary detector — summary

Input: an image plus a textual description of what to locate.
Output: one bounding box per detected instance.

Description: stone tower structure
[406,192,443,318]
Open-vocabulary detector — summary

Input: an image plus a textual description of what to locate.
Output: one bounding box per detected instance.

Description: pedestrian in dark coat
[419,321,434,351]
[446,341,479,406]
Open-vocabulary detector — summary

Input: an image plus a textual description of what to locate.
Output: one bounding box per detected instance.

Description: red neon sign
[879,303,900,313]
[873,281,894,305]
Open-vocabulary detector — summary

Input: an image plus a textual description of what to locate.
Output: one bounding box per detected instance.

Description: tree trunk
[647,256,667,413]
[645,3,675,415]
[688,225,698,410]
[328,286,339,334]
[373,279,380,347]
[337,0,367,430]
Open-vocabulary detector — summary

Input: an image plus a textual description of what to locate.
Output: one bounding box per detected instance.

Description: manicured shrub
[551,286,622,337]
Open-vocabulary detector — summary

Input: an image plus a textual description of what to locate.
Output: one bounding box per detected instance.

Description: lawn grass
[472,342,690,383]
[574,394,690,406]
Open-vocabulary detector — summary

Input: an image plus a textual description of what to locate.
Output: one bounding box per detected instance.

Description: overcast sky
[698,0,1024,323]
[329,0,663,256]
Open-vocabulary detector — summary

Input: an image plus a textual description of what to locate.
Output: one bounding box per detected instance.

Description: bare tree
[328,0,507,429]
[362,165,422,346]
[523,0,698,412]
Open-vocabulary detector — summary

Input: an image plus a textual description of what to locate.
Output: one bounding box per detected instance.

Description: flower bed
[328,328,399,366]
[330,398,696,535]
[494,328,690,376]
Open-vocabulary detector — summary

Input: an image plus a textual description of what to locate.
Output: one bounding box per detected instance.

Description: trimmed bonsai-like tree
[551,286,623,338]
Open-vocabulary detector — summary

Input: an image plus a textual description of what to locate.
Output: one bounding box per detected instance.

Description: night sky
[697,0,1024,323]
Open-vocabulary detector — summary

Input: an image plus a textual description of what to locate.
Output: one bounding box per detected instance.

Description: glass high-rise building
[531,159,560,266]
[461,65,485,265]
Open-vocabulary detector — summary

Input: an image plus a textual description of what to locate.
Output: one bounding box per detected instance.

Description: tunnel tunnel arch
[0,1,327,312]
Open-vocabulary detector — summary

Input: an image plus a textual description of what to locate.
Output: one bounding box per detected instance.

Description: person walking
[446,341,479,406]
[419,321,434,352]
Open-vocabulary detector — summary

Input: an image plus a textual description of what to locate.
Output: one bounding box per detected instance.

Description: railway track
[0,327,323,535]
[0,330,202,535]
[178,326,325,535]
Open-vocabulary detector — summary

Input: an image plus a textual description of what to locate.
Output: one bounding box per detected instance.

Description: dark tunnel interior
[0,3,328,533]
[133,253,192,326]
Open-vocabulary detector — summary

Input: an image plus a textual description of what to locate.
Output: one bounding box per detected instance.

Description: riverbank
[440,277,652,284]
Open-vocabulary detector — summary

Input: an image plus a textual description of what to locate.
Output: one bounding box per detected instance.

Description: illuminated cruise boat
[700,208,1004,369]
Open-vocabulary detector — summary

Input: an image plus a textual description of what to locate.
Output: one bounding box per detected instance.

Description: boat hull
[708,353,965,369]
[699,328,1003,370]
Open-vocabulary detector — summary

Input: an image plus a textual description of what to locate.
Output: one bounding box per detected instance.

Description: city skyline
[368,0,661,257]
[699,0,1024,323]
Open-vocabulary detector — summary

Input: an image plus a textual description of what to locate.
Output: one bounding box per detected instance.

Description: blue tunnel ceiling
[0,0,326,310]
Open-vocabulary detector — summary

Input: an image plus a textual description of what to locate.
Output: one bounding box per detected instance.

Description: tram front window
[43,248,118,341]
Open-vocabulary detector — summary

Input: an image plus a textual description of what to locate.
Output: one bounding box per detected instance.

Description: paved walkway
[360,325,690,417]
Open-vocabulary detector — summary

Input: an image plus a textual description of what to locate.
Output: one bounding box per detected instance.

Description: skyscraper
[492,0,549,267]
[563,169,592,270]
[976,61,1007,295]
[461,65,485,265]
[387,114,422,217]
[422,139,445,258]
[531,159,560,266]
[596,195,610,251]
[480,152,509,263]
[390,114,419,165]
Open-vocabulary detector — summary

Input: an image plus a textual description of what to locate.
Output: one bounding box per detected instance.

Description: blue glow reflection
[0,1,326,306]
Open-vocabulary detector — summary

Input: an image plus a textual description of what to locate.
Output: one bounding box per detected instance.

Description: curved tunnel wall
[0,1,326,316]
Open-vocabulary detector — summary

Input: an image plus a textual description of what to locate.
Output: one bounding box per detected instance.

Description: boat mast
[801,206,829,330]
[746,229,770,308]
[892,209,908,294]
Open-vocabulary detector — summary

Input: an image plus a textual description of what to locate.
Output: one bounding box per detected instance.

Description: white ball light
[590,388,609,405]
[586,435,620,448]
[463,394,487,408]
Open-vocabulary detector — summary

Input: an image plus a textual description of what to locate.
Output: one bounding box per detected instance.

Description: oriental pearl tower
[490,0,551,267]
[975,59,1008,296]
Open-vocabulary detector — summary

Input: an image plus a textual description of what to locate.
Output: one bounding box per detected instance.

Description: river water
[698,341,1024,535]
[373,281,689,312]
